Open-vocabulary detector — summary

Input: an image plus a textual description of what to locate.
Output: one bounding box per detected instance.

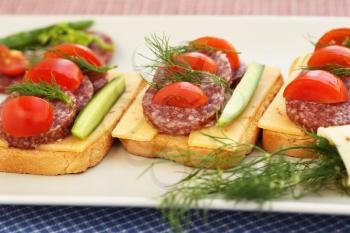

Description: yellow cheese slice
[188,66,282,149]
[112,86,158,141]
[317,125,350,185]
[258,54,311,136]
[0,71,143,152]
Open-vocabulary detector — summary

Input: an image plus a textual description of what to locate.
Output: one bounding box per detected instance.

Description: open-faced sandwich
[259,28,350,161]
[113,35,283,168]
[0,20,114,93]
[0,41,143,175]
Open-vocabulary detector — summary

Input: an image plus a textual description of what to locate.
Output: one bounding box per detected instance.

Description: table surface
[1,0,350,232]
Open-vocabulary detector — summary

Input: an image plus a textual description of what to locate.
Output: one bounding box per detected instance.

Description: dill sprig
[8,81,73,105]
[159,133,350,232]
[141,34,232,92]
[342,37,350,47]
[67,55,117,73]
[47,48,117,74]
[303,64,350,78]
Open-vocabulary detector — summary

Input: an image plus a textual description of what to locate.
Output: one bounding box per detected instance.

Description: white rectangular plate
[1,16,350,215]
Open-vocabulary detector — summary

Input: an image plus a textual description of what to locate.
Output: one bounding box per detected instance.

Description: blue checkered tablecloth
[0,205,348,233]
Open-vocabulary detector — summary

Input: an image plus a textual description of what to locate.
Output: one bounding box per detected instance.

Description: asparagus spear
[0,20,93,50]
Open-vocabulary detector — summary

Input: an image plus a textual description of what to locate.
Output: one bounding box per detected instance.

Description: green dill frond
[142,34,233,93]
[304,34,318,47]
[158,133,350,232]
[8,81,73,105]
[47,48,117,74]
[143,33,189,66]
[67,55,117,73]
[302,64,350,78]
[342,37,350,47]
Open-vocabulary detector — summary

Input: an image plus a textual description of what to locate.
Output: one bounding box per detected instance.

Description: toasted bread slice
[113,65,283,168]
[0,71,144,175]
[258,54,317,157]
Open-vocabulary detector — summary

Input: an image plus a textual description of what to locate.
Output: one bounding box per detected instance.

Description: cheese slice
[188,66,281,149]
[258,54,311,136]
[112,86,158,141]
[317,126,350,185]
[0,71,143,152]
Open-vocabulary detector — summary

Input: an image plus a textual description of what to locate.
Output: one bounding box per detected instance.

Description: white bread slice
[113,65,283,169]
[0,71,144,175]
[258,54,317,157]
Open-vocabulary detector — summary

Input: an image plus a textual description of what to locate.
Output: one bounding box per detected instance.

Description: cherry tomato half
[25,58,83,91]
[308,45,350,68]
[0,45,27,76]
[44,43,103,66]
[191,36,240,70]
[283,70,348,104]
[153,82,208,108]
[1,96,53,137]
[170,52,218,74]
[315,28,350,50]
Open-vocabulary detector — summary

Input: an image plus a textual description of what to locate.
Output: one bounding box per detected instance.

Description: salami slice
[231,62,246,88]
[86,31,114,65]
[0,94,77,149]
[142,51,232,135]
[72,76,94,110]
[286,78,350,132]
[0,75,22,93]
[89,74,108,91]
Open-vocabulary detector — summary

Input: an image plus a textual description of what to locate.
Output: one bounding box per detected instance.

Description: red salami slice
[86,31,114,65]
[286,78,350,132]
[0,75,22,93]
[142,51,232,135]
[0,94,77,149]
[72,76,94,110]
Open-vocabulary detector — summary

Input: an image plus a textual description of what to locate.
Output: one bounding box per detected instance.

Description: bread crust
[0,129,113,175]
[120,71,284,169]
[262,130,315,158]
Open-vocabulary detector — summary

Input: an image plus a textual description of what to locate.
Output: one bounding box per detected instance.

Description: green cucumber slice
[216,62,265,127]
[71,77,126,139]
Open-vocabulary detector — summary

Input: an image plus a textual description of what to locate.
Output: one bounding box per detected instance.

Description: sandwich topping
[0,42,119,149]
[0,93,77,149]
[284,28,350,132]
[141,35,246,135]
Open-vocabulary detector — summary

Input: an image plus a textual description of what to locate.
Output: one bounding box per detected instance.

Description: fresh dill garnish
[141,34,232,92]
[158,133,350,232]
[8,81,73,105]
[46,48,117,74]
[67,55,117,73]
[342,37,350,47]
[302,64,350,78]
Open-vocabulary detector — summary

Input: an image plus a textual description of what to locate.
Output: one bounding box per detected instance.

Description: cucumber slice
[71,77,126,139]
[216,62,265,127]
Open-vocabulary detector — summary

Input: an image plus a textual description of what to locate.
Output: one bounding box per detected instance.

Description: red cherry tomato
[308,45,350,68]
[0,45,27,76]
[191,36,240,70]
[1,96,53,137]
[44,43,103,66]
[283,70,348,104]
[25,58,83,91]
[315,28,350,50]
[170,52,218,74]
[153,82,208,108]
